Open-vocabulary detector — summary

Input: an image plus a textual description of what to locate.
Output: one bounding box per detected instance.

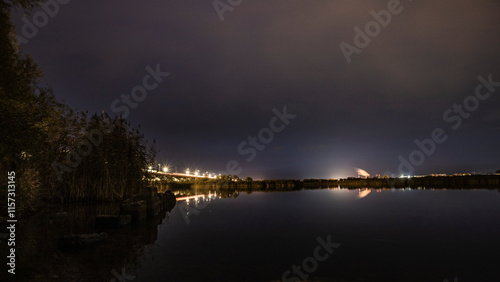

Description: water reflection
[9,202,174,281]
[136,187,500,281]
[356,188,384,199]
[176,191,220,202]
[357,188,372,199]
[13,187,500,281]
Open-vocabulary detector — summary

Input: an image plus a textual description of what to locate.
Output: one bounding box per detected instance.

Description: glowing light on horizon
[355,168,370,178]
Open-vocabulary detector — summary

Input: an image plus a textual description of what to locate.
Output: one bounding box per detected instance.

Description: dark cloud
[13,0,500,178]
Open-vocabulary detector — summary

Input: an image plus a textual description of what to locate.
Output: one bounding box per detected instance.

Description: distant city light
[163,167,168,172]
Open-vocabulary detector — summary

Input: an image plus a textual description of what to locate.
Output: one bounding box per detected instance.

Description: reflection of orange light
[177,194,205,201]
[357,188,371,199]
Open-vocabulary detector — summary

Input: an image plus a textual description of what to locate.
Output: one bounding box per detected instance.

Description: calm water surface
[131,188,500,282]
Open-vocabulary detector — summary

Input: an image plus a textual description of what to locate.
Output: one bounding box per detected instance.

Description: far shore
[152,174,500,192]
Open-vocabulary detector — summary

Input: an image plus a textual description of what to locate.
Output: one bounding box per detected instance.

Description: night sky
[11,0,500,179]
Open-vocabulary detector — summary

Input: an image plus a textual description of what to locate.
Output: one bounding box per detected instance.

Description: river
[9,187,500,281]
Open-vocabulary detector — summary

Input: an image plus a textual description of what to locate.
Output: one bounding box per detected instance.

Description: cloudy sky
[12,0,500,179]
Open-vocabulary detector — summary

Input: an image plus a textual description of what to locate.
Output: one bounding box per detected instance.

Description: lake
[11,187,500,281]
[131,188,500,281]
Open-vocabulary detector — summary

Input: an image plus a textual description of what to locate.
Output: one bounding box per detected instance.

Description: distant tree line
[1,1,155,215]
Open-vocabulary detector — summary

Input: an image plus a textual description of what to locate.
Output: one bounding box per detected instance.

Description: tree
[0,3,51,213]
[1,2,153,207]
[0,5,44,169]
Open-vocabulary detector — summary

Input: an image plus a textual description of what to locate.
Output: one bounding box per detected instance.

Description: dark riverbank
[308,174,500,189]
[154,174,500,191]
[0,188,176,281]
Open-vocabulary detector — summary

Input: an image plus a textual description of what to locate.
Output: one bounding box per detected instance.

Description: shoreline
[157,174,500,191]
